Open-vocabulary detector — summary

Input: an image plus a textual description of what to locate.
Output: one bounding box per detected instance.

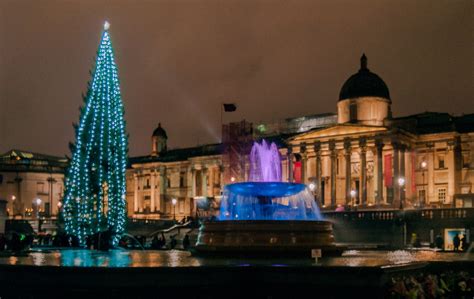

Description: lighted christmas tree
[63,22,128,246]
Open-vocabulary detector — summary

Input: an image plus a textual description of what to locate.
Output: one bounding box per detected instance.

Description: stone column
[329,140,337,207]
[287,147,294,183]
[209,167,214,197]
[300,143,307,183]
[133,173,139,213]
[219,164,224,190]
[344,138,352,205]
[314,142,322,202]
[360,138,367,205]
[427,143,435,204]
[376,140,384,205]
[400,145,406,204]
[160,166,166,213]
[155,171,161,212]
[150,171,156,212]
[447,139,457,207]
[202,167,208,198]
[191,167,196,198]
[393,142,400,206]
[138,175,144,212]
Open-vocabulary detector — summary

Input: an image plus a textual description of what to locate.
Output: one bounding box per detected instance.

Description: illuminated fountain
[195,140,342,256]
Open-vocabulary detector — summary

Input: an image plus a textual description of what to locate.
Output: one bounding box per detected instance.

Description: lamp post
[171,198,177,221]
[34,198,42,218]
[398,177,405,210]
[11,195,16,216]
[34,198,42,232]
[350,189,357,210]
[420,161,427,208]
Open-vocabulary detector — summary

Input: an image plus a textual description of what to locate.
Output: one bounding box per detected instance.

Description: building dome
[152,123,168,139]
[339,54,390,101]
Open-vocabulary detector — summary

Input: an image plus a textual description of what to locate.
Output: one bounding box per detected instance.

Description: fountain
[195,139,343,256]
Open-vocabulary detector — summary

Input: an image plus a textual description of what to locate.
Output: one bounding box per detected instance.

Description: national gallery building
[127,55,474,220]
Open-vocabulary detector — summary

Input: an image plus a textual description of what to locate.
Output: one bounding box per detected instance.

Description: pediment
[289,124,387,143]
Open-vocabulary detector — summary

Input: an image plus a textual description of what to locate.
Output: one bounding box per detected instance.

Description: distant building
[127,54,474,220]
[0,150,67,218]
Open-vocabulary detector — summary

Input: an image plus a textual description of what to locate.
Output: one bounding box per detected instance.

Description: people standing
[453,234,461,251]
[182,234,190,250]
[435,234,444,249]
[460,234,466,251]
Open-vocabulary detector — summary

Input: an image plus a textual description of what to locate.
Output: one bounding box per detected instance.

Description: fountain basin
[226,182,306,197]
[219,182,322,221]
[195,220,345,256]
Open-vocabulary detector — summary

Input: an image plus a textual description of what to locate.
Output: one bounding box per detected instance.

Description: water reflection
[0,249,471,268]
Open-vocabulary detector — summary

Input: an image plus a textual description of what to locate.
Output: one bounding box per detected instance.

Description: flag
[223,103,237,112]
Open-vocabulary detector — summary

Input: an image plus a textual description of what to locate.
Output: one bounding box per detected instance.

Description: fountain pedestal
[195,220,344,257]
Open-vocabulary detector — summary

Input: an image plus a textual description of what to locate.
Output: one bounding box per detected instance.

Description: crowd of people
[122,232,192,250]
[387,271,473,298]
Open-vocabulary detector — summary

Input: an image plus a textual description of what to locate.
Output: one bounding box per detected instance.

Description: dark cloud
[0,0,472,157]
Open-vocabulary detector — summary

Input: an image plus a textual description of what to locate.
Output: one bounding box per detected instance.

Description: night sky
[0,0,472,157]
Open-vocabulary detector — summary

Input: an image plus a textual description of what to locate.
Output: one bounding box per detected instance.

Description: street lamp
[171,198,177,220]
[398,177,405,210]
[35,197,42,215]
[308,182,316,192]
[420,161,427,208]
[11,195,16,215]
[350,189,357,209]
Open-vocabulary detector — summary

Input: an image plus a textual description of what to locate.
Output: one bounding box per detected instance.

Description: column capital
[343,137,351,150]
[328,139,336,151]
[391,141,400,150]
[300,142,307,153]
[400,144,407,153]
[159,166,166,175]
[375,139,384,150]
[313,141,321,153]
[218,164,225,173]
[359,137,367,149]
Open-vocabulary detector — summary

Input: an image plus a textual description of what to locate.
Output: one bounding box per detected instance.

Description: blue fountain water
[218,140,323,221]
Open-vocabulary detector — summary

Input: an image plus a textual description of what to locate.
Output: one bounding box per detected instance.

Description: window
[438,155,445,169]
[462,154,470,168]
[438,188,446,202]
[179,174,185,188]
[145,178,150,189]
[167,177,171,188]
[349,101,357,123]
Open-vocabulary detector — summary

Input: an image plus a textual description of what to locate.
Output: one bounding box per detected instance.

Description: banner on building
[293,161,302,183]
[384,154,393,187]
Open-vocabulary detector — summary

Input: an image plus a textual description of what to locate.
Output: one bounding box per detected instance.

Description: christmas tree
[63,22,128,246]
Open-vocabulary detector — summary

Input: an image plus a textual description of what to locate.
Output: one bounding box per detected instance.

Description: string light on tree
[62,22,128,246]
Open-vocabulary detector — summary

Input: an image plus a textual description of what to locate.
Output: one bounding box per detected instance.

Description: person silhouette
[460,234,466,251]
[453,234,461,251]
[182,234,190,250]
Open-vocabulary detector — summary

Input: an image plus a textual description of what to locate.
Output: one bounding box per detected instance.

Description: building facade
[127,54,474,219]
[0,150,67,219]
